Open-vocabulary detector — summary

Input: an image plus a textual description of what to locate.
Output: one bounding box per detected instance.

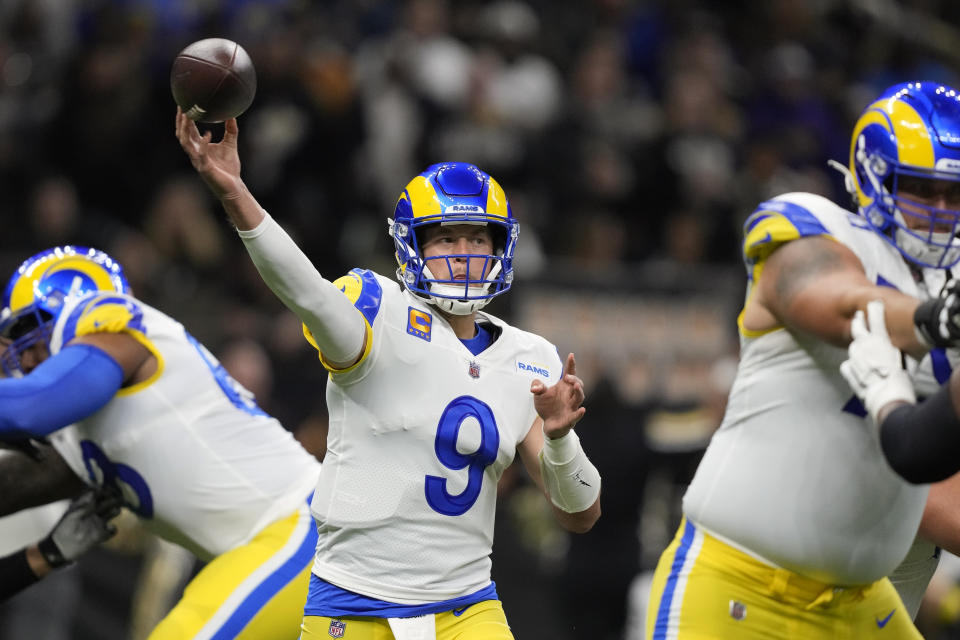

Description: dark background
[2,1,960,639]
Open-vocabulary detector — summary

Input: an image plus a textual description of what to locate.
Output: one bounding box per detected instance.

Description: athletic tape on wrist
[539,430,601,513]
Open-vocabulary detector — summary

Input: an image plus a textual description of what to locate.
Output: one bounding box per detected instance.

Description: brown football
[170,38,256,123]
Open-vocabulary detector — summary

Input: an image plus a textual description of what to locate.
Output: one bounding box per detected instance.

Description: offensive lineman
[0,246,322,639]
[176,108,602,639]
[646,81,960,639]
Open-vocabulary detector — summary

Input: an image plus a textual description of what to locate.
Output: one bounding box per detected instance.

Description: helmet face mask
[0,310,53,378]
[0,246,129,376]
[850,81,960,269]
[389,163,519,315]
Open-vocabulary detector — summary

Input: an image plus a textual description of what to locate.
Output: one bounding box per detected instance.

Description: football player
[0,246,322,639]
[176,109,602,639]
[645,81,960,639]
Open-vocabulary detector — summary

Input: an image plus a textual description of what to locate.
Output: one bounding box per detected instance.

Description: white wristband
[539,430,601,513]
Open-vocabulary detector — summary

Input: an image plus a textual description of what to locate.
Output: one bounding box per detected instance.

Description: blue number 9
[81,440,154,518]
[425,396,500,516]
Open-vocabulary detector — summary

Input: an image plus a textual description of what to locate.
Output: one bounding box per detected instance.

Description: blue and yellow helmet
[0,246,129,376]
[389,162,519,314]
[850,81,960,268]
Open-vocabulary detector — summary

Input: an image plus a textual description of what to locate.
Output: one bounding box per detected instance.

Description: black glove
[914,279,960,348]
[37,487,122,569]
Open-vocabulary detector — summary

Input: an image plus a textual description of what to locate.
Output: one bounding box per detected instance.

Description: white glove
[840,300,916,424]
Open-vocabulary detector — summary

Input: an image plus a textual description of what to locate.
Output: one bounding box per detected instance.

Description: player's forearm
[844,287,927,359]
[878,379,960,483]
[237,213,365,362]
[0,548,44,602]
[0,345,122,440]
[0,444,83,517]
[538,431,601,533]
[24,545,52,578]
[919,473,960,556]
[216,179,266,231]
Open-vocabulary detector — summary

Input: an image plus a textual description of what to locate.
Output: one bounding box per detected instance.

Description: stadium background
[1,0,959,638]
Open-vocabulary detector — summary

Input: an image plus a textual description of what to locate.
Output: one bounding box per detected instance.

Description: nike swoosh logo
[876,609,895,628]
[452,606,469,617]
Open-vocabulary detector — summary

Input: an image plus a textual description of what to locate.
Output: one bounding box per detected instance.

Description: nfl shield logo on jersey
[729,600,747,621]
[469,361,480,378]
[328,619,346,638]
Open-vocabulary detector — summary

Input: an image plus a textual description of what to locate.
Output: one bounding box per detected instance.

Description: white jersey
[305,269,562,604]
[48,292,321,561]
[683,192,934,585]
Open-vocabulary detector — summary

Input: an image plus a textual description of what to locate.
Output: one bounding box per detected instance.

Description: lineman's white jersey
[48,292,320,561]
[305,269,562,604]
[683,192,934,586]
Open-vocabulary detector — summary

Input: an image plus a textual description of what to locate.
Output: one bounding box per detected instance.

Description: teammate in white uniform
[176,109,602,639]
[646,81,960,639]
[0,246,322,639]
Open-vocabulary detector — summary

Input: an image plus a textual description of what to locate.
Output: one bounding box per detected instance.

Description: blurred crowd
[3,0,960,638]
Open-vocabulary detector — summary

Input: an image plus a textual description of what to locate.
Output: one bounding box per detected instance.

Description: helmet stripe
[485,177,509,219]
[886,99,934,167]
[852,99,934,170]
[404,176,442,219]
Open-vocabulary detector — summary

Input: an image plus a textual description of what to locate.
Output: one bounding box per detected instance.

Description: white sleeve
[237,212,366,363]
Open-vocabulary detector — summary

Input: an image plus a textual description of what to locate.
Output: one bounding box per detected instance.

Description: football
[170,38,257,123]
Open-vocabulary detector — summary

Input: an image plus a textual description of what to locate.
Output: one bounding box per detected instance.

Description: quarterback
[176,108,601,639]
[647,81,960,639]
[0,246,322,639]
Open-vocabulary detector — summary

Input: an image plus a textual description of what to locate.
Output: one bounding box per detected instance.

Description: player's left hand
[532,353,586,439]
[174,107,243,200]
[841,299,916,424]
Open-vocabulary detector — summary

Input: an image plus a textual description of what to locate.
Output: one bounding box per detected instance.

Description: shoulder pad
[331,268,383,327]
[59,293,145,345]
[743,198,832,268]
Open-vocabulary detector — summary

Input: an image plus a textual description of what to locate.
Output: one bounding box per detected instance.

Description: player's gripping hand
[914,279,960,348]
[531,353,586,439]
[38,487,122,568]
[174,107,243,200]
[841,300,916,424]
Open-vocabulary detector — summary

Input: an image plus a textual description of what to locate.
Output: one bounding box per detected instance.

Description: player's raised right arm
[174,110,366,368]
[747,236,928,358]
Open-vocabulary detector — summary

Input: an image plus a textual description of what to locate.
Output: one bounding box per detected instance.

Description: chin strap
[827,159,857,198]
